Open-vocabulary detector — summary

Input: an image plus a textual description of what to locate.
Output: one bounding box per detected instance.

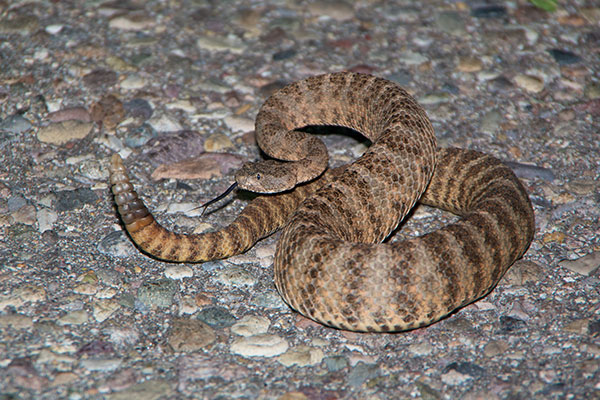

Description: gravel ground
[1,1,599,399]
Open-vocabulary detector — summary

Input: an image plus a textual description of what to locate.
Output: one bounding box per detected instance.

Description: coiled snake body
[109,72,535,332]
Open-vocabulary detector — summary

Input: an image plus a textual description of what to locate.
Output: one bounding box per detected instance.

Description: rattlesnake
[109,72,535,332]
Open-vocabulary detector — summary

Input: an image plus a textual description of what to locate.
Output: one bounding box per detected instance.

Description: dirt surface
[1,1,599,399]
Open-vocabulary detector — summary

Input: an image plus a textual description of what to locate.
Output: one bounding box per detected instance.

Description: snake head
[235,160,297,193]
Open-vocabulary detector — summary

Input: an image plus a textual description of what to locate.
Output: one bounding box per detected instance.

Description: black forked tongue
[197,182,238,216]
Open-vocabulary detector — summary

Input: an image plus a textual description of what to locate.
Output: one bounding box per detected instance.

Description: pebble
[548,48,581,65]
[440,369,472,385]
[164,265,193,280]
[484,340,510,357]
[435,11,465,35]
[471,5,507,18]
[104,326,140,348]
[323,355,348,372]
[54,188,98,212]
[559,252,600,276]
[278,345,324,367]
[150,153,244,180]
[168,318,216,352]
[124,99,154,120]
[0,313,33,329]
[0,114,32,133]
[479,109,502,134]
[230,333,289,357]
[47,107,91,123]
[37,121,93,144]
[106,379,174,400]
[57,310,89,326]
[307,0,355,21]
[457,56,483,73]
[223,115,254,133]
[109,14,155,31]
[83,69,118,88]
[514,74,545,93]
[93,299,120,322]
[147,114,183,133]
[347,362,379,387]
[408,341,434,356]
[203,133,234,151]
[196,35,245,54]
[97,231,138,258]
[137,279,178,308]
[196,306,237,328]
[0,15,40,35]
[120,74,147,90]
[143,130,205,165]
[213,265,257,287]
[230,315,270,336]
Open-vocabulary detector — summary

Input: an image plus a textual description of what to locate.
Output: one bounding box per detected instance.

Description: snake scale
[109,72,535,332]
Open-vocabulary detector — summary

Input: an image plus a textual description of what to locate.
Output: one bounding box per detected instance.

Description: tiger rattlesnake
[109,72,535,332]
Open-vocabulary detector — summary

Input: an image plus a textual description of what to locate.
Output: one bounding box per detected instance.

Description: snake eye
[256,173,261,180]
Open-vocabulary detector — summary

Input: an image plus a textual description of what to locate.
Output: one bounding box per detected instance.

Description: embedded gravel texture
[1,1,599,399]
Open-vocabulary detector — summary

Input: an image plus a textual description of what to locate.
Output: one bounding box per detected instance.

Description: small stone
[418,92,451,105]
[323,355,348,372]
[73,283,98,295]
[471,5,507,18]
[435,11,465,35]
[37,120,93,144]
[231,315,270,336]
[559,252,600,276]
[54,188,98,212]
[106,379,174,400]
[441,369,471,385]
[137,279,178,308]
[0,313,34,329]
[196,306,237,328]
[93,299,120,322]
[278,345,324,367]
[497,316,527,334]
[0,114,32,133]
[51,372,79,387]
[230,334,289,357]
[97,231,138,258]
[109,14,155,31]
[548,49,581,65]
[484,340,510,357]
[83,69,118,88]
[47,107,91,123]
[124,98,153,120]
[143,130,205,165]
[457,56,483,72]
[514,74,545,93]
[223,115,254,133]
[120,74,147,90]
[168,318,216,352]
[196,35,245,54]
[203,133,234,151]
[0,15,40,35]
[347,362,379,387]
[164,265,193,280]
[147,114,183,133]
[150,153,244,180]
[408,341,433,356]
[104,326,140,348]
[213,266,257,287]
[307,0,355,21]
[479,109,503,134]
[57,310,89,326]
[398,51,428,66]
[80,358,122,372]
